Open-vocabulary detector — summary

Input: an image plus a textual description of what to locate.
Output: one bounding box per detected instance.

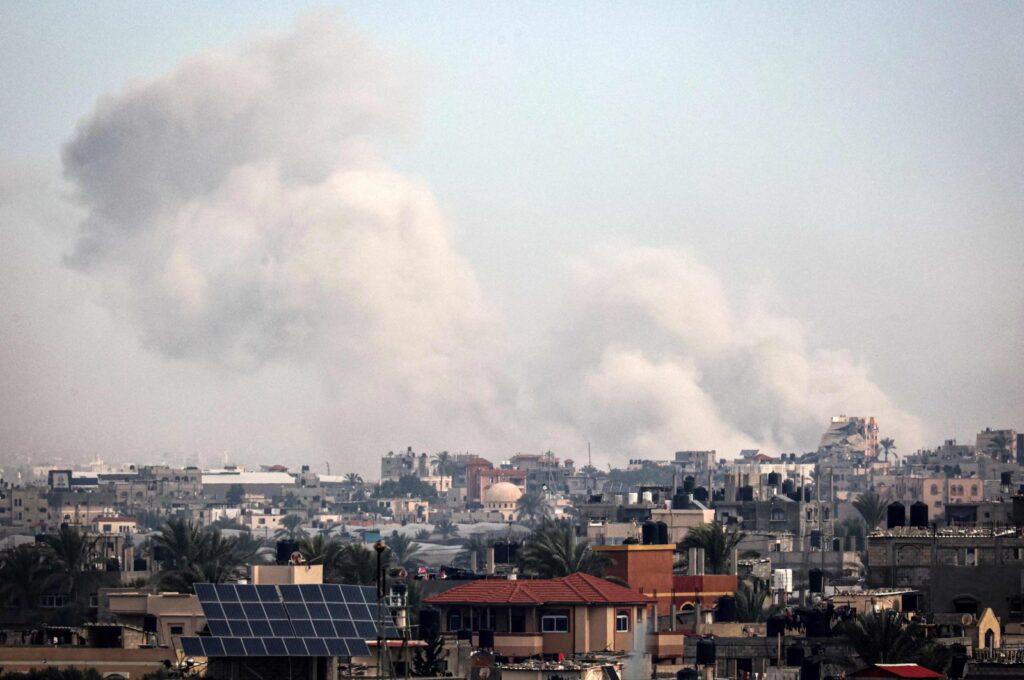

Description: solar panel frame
[181,637,203,656]
[193,582,391,659]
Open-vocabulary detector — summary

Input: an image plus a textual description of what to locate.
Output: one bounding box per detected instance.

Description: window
[615,611,630,632]
[541,615,569,633]
[448,612,462,631]
[170,625,184,635]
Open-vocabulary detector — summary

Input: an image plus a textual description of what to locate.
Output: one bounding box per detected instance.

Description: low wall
[0,645,174,677]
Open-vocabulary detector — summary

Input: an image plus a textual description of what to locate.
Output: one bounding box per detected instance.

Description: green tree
[520,521,611,578]
[852,491,888,530]
[375,475,438,499]
[458,533,492,571]
[676,522,748,575]
[986,432,1014,462]
[516,492,552,526]
[735,577,779,622]
[41,526,101,608]
[837,610,952,673]
[413,630,448,676]
[0,543,52,611]
[385,531,422,569]
[344,472,364,485]
[225,484,245,505]
[879,438,896,463]
[415,529,432,541]
[432,518,460,541]
[274,514,307,541]
[150,519,264,592]
[299,534,344,581]
[336,543,376,585]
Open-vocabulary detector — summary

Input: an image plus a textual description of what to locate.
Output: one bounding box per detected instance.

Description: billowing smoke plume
[59,14,924,469]
[62,13,514,453]
[532,245,925,458]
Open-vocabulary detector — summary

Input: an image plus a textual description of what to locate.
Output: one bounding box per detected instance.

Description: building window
[448,612,461,631]
[541,615,569,633]
[615,611,630,632]
[170,625,184,635]
[931,484,939,495]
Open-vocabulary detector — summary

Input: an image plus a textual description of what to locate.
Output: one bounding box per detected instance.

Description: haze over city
[1,3,1022,476]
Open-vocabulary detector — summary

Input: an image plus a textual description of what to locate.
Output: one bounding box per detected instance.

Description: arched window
[931,484,939,495]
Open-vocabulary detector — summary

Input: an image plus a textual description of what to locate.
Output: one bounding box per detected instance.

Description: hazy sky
[1,2,1021,476]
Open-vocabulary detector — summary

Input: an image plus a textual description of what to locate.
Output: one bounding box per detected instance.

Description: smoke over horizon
[46,14,927,472]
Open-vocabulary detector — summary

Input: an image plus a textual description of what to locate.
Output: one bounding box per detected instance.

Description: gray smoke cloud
[58,14,925,471]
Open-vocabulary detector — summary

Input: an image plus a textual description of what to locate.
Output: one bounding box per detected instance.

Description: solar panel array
[180,583,397,658]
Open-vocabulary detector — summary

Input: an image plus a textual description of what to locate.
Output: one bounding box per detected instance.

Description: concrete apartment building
[867,526,1024,622]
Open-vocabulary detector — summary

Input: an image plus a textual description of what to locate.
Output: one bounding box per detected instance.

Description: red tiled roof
[425,573,653,606]
[850,664,944,679]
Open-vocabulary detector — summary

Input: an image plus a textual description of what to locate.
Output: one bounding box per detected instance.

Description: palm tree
[838,610,952,673]
[0,543,52,611]
[458,533,492,571]
[735,577,779,622]
[852,491,888,530]
[151,519,262,592]
[879,438,896,463]
[415,529,432,541]
[274,514,307,541]
[385,531,422,569]
[676,522,748,575]
[986,432,1014,463]
[299,534,344,581]
[433,451,452,492]
[516,492,552,526]
[432,518,460,541]
[520,521,611,578]
[41,526,101,607]
[344,472,363,486]
[336,543,376,585]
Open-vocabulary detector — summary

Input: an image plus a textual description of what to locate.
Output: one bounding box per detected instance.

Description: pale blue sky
[1,2,1021,466]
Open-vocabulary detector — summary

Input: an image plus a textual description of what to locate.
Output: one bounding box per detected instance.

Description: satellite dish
[961,613,974,626]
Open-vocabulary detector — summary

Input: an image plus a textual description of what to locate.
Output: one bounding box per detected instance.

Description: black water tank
[788,491,802,502]
[767,472,782,487]
[693,487,709,503]
[766,616,786,638]
[683,476,696,492]
[803,489,812,502]
[672,493,691,510]
[785,645,805,667]
[656,521,669,545]
[712,489,725,502]
[152,545,169,563]
[676,670,699,680]
[805,609,830,638]
[738,485,754,501]
[1002,472,1013,487]
[457,629,473,641]
[276,540,299,564]
[478,629,494,649]
[809,568,824,593]
[910,501,928,528]
[106,557,120,572]
[143,614,158,633]
[887,502,906,529]
[133,557,147,571]
[642,521,658,545]
[716,596,737,622]
[695,638,716,665]
[419,609,440,640]
[782,479,795,495]
[800,658,820,680]
[623,537,639,545]
[1014,496,1024,526]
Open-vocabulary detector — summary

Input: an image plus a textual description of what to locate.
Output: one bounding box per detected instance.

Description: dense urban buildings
[1,417,1023,678]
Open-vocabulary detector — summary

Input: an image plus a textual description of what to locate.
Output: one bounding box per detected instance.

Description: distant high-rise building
[818,415,879,457]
